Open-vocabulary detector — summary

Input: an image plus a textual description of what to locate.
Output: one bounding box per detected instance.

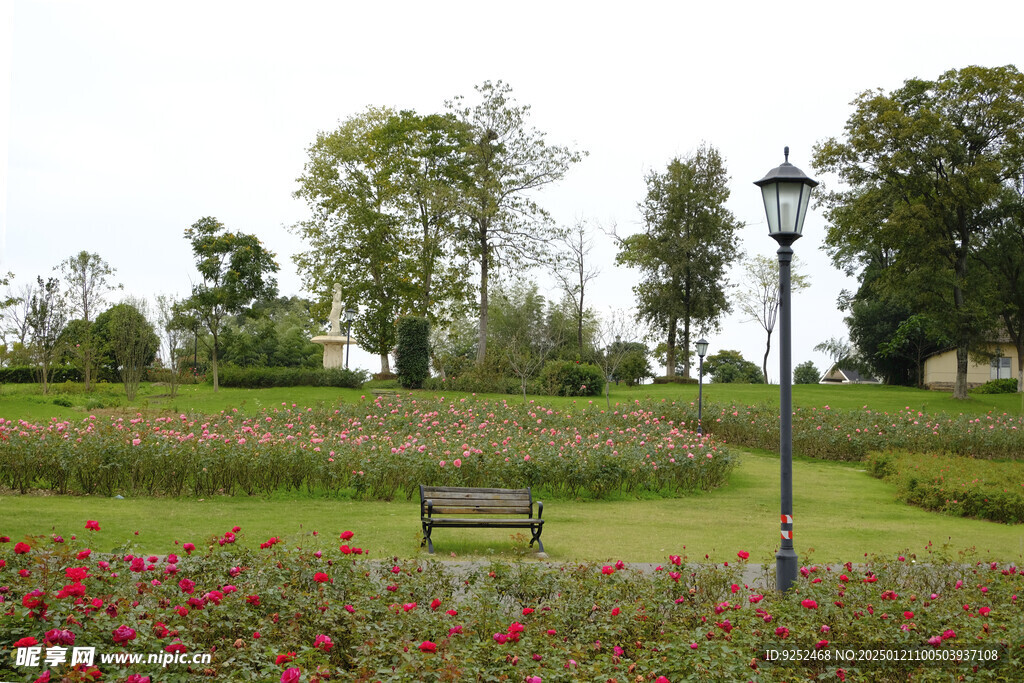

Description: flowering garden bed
[2,523,1022,682]
[0,397,735,500]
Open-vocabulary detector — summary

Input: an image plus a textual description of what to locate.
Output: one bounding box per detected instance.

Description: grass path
[4,450,1021,563]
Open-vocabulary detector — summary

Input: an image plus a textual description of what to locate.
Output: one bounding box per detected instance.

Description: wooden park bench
[419,485,545,555]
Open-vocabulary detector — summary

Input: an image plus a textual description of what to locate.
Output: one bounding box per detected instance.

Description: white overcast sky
[3,1,1023,377]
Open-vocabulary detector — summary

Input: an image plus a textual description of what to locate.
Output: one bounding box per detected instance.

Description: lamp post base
[776,547,798,593]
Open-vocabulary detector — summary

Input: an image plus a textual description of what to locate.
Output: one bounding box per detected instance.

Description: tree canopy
[813,65,1024,398]
[616,144,743,378]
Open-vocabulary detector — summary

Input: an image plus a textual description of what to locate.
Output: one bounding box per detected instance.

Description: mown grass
[4,379,1024,424]
[4,450,1022,563]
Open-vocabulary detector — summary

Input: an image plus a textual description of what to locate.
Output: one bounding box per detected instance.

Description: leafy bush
[539,360,604,396]
[704,350,765,384]
[0,365,83,383]
[396,316,430,389]
[793,360,821,384]
[652,375,698,384]
[422,368,524,395]
[867,450,1024,523]
[372,371,398,381]
[214,366,368,389]
[1,531,1020,682]
[970,378,1018,394]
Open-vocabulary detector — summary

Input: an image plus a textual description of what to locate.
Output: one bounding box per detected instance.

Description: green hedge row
[0,366,84,383]
[212,366,369,389]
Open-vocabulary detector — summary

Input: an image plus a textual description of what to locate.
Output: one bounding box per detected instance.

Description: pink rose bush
[0,397,735,500]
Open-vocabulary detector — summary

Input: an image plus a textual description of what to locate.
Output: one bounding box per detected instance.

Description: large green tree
[615,144,743,378]
[94,298,159,400]
[180,217,279,391]
[813,65,1024,399]
[292,107,472,372]
[448,81,584,366]
[57,251,120,390]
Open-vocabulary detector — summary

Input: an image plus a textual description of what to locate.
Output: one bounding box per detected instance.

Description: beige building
[923,342,1019,390]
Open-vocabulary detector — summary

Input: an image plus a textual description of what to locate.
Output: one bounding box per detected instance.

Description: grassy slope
[4,451,1021,563]
[3,381,1022,563]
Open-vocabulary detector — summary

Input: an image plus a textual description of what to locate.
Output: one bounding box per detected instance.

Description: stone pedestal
[311,335,352,369]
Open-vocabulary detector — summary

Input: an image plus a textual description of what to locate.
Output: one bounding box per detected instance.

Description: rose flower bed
[2,523,1022,682]
[0,397,736,500]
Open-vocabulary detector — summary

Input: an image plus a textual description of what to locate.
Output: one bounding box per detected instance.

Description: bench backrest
[420,485,533,516]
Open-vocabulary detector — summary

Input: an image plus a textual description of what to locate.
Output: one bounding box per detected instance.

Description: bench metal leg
[421,523,434,553]
[529,524,544,554]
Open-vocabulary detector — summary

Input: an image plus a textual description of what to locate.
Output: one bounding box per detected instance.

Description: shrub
[539,360,604,396]
[395,316,430,389]
[867,450,1024,523]
[970,378,1018,394]
[0,532,1019,682]
[704,350,765,384]
[0,365,83,383]
[372,371,398,381]
[793,360,820,384]
[652,375,698,384]
[214,366,368,388]
[422,369,524,395]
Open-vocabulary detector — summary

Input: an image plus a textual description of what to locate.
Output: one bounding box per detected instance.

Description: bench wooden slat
[427,506,531,515]
[427,518,543,527]
[427,497,531,507]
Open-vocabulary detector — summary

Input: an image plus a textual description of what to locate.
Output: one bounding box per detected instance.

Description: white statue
[329,283,343,336]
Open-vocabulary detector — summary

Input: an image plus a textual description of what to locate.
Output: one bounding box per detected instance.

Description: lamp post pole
[696,338,708,435]
[755,147,818,594]
[344,308,357,370]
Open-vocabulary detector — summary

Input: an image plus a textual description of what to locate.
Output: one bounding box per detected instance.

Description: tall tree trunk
[380,354,391,374]
[666,315,677,377]
[682,315,691,379]
[763,330,772,385]
[211,330,219,392]
[953,342,969,399]
[952,213,970,399]
[476,223,489,366]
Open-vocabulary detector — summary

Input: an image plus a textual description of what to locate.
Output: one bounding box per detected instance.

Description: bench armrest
[536,500,543,519]
[423,498,434,518]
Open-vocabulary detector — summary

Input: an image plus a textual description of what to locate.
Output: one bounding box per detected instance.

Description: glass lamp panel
[796,183,813,234]
[761,185,780,234]
[776,182,805,235]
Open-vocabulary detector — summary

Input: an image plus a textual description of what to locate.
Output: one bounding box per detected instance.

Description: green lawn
[3,380,1023,564]
[4,379,1023,424]
[4,450,1021,564]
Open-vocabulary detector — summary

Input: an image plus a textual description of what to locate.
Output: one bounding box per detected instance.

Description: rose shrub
[0,397,735,500]
[1,526,1021,681]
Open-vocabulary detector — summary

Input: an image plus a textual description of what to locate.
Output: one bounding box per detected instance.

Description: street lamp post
[754,147,818,593]
[343,307,357,370]
[695,338,709,435]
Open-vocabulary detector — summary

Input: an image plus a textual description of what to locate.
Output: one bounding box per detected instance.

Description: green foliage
[813,65,1024,398]
[0,366,82,383]
[970,378,1019,394]
[395,315,430,389]
[180,216,279,390]
[219,296,323,368]
[94,299,159,401]
[214,366,368,389]
[0,397,733,499]
[616,144,742,378]
[793,360,820,384]
[652,375,697,384]
[703,349,765,384]
[6,529,1018,682]
[867,451,1024,523]
[616,347,653,386]
[450,81,585,365]
[422,367,523,395]
[538,360,604,397]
